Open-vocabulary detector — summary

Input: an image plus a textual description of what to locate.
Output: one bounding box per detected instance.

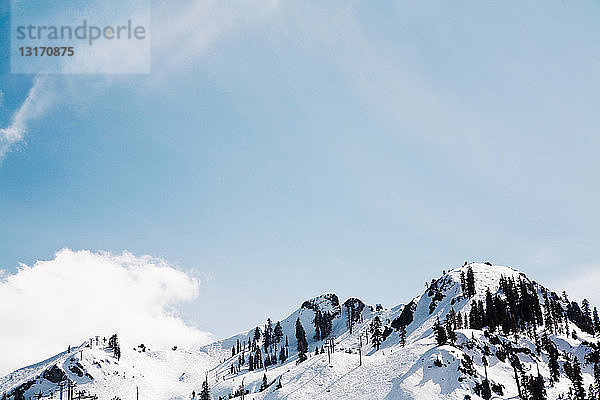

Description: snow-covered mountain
[2,262,600,400]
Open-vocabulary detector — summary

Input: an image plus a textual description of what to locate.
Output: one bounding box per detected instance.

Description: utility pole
[67,380,76,400]
[358,335,362,367]
[58,381,65,400]
[136,385,139,400]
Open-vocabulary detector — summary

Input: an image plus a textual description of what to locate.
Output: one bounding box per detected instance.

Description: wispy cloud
[0,249,213,376]
[0,77,50,160]
[0,0,279,159]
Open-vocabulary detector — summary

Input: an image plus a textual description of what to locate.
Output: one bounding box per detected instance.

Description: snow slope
[2,262,599,400]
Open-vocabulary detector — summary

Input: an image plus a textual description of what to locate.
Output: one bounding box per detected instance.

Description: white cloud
[0,249,213,376]
[0,77,50,160]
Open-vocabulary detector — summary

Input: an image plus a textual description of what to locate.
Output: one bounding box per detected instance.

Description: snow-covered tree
[199,376,210,400]
[370,316,383,351]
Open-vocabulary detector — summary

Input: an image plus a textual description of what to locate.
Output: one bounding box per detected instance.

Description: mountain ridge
[2,262,600,400]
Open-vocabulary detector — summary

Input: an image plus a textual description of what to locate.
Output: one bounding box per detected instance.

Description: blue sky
[1,0,600,340]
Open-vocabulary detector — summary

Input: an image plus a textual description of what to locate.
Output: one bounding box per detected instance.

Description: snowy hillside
[3,262,600,400]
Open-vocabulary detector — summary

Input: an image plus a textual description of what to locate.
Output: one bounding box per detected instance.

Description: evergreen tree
[543,292,555,334]
[108,334,121,360]
[260,373,268,392]
[583,299,594,333]
[248,353,254,371]
[522,372,546,400]
[595,308,600,336]
[313,310,322,341]
[274,321,283,344]
[484,289,495,330]
[481,355,491,400]
[433,317,447,346]
[545,339,560,384]
[295,318,308,362]
[466,266,476,297]
[264,319,273,352]
[571,357,586,400]
[346,304,355,334]
[594,361,600,399]
[370,316,383,351]
[399,326,407,347]
[446,321,457,345]
[254,326,262,343]
[199,376,210,400]
[279,346,287,363]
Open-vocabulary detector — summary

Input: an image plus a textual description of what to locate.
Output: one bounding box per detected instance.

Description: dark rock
[69,364,84,377]
[391,300,416,330]
[43,364,66,383]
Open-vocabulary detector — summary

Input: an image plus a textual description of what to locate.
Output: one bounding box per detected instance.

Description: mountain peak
[3,262,599,400]
[300,293,341,317]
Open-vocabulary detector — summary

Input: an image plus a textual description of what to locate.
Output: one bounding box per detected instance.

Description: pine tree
[370,316,383,351]
[295,318,308,362]
[399,326,407,347]
[529,370,547,400]
[313,310,322,341]
[274,321,283,344]
[543,292,555,334]
[484,289,495,330]
[583,299,594,333]
[248,353,254,371]
[108,334,121,360]
[446,322,457,345]
[546,340,560,384]
[264,319,273,352]
[594,308,600,336]
[346,304,355,334]
[480,357,492,400]
[199,375,210,400]
[466,266,476,297]
[433,317,447,346]
[571,357,586,400]
[254,326,261,343]
[279,346,287,363]
[260,373,268,392]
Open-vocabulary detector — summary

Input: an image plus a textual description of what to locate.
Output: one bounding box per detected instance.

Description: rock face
[391,299,415,330]
[42,365,66,383]
[342,297,366,314]
[301,293,342,317]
